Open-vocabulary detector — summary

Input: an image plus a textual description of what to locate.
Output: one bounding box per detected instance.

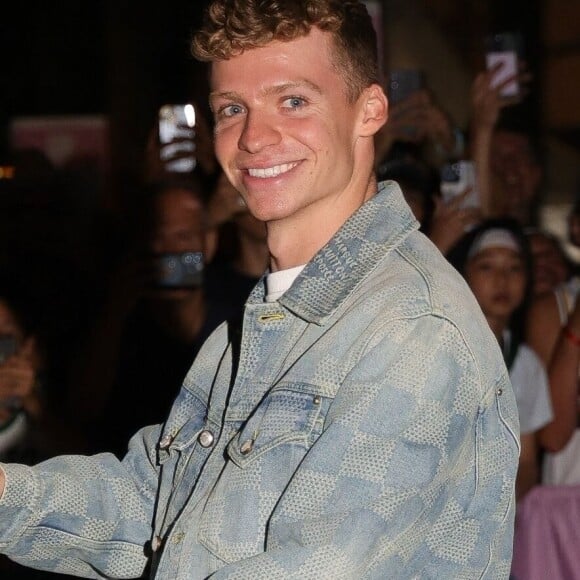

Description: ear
[358,83,388,137]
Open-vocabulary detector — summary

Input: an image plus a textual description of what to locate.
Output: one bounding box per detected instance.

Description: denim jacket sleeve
[0,424,162,578]
[207,314,519,579]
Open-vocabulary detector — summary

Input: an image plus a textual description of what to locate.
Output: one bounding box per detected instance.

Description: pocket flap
[227,386,324,468]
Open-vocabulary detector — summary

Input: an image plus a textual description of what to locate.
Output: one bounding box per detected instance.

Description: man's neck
[267,225,328,272]
[267,177,378,272]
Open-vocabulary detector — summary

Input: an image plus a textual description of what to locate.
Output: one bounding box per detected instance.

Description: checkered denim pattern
[0,182,519,578]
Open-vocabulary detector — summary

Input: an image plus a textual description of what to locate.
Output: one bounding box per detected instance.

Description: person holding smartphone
[0,2,518,578]
[470,38,538,225]
[374,83,459,172]
[67,177,229,456]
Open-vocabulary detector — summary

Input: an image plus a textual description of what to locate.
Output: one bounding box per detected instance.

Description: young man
[0,1,519,578]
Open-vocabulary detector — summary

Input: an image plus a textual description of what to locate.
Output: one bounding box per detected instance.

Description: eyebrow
[209,79,323,107]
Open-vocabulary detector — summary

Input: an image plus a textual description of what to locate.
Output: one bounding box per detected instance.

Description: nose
[238,111,281,153]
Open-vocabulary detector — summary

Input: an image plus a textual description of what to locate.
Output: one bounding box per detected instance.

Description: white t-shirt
[265,265,306,302]
[505,332,553,435]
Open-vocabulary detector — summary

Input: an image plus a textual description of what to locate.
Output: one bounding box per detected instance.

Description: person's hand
[376,90,456,165]
[428,190,482,255]
[0,338,39,422]
[375,91,430,164]
[470,63,531,132]
[388,90,432,141]
[144,124,196,183]
[144,103,218,183]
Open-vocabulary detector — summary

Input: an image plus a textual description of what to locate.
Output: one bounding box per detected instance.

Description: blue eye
[283,96,306,109]
[222,104,245,118]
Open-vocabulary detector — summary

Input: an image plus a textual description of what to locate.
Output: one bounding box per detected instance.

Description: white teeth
[248,162,298,178]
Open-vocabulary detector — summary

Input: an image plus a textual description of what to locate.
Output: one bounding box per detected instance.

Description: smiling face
[150,188,206,256]
[465,246,526,332]
[148,188,207,301]
[209,28,386,252]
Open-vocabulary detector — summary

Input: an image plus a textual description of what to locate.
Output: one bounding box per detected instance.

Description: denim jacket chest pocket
[198,383,330,564]
[228,384,327,466]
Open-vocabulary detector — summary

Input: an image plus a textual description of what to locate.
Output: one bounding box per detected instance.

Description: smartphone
[158,104,197,173]
[485,33,523,98]
[0,335,18,364]
[154,252,204,289]
[440,161,479,209]
[387,69,424,105]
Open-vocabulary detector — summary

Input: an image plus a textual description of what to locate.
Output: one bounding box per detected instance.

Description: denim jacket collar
[247,181,419,325]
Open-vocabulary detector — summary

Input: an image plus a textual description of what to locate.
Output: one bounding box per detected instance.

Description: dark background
[0,1,211,200]
[2,0,579,218]
[0,0,545,182]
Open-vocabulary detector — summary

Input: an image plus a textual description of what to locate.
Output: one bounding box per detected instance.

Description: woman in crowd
[527,267,580,483]
[450,219,553,499]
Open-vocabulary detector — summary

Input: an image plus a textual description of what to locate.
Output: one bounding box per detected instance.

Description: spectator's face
[490,131,542,223]
[465,247,526,326]
[528,233,569,295]
[148,188,207,300]
[150,188,206,255]
[210,28,383,230]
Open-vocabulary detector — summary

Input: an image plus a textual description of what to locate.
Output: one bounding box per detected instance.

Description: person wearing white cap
[451,219,553,500]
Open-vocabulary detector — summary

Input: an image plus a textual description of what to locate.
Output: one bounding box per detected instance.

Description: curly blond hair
[191,0,379,102]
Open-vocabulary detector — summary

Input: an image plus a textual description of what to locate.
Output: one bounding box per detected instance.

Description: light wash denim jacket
[0,182,520,579]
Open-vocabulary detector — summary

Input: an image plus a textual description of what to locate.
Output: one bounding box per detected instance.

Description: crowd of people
[0,1,579,578]
[0,125,269,464]
[375,65,580,504]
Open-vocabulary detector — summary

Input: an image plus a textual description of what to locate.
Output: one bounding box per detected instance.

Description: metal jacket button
[198,429,215,448]
[240,439,254,455]
[159,434,173,450]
